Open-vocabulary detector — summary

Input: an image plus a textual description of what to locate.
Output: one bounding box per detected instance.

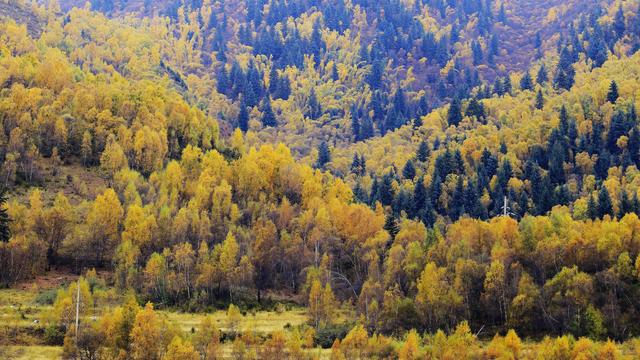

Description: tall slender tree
[0,188,10,243]
[607,80,619,104]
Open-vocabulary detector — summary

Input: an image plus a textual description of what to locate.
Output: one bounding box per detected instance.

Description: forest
[2,0,640,358]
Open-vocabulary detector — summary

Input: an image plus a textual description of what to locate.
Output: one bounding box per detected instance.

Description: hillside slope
[0,0,44,37]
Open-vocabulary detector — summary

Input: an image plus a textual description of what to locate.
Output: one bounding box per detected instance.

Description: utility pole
[75,278,80,343]
[502,196,517,218]
[502,196,508,217]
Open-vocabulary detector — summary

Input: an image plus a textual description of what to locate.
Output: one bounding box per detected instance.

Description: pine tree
[351,115,361,141]
[417,94,429,117]
[498,3,507,23]
[237,101,249,132]
[413,116,423,129]
[607,80,619,104]
[549,142,565,184]
[503,76,512,95]
[465,98,485,121]
[358,155,366,176]
[412,176,427,219]
[310,20,325,63]
[449,177,465,221]
[587,29,608,68]
[360,116,374,140]
[261,97,277,127]
[587,194,597,220]
[353,182,367,203]
[383,214,399,240]
[275,76,291,100]
[520,72,533,91]
[554,47,575,90]
[306,88,322,120]
[597,186,614,219]
[534,31,542,49]
[619,189,632,218]
[0,188,10,243]
[535,89,544,110]
[350,154,361,175]
[472,40,484,65]
[614,5,626,39]
[493,77,504,96]
[536,64,548,84]
[368,60,384,90]
[268,66,279,94]
[416,141,430,162]
[447,98,463,126]
[316,141,331,169]
[517,190,529,217]
[379,173,395,206]
[402,160,416,180]
[331,63,339,82]
[216,68,230,96]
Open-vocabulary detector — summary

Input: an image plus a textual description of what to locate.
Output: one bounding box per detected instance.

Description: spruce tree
[216,68,230,95]
[417,94,429,117]
[310,20,325,62]
[358,155,366,176]
[536,64,548,84]
[520,72,533,91]
[384,214,399,240]
[587,194,597,220]
[261,97,277,127]
[498,3,507,23]
[412,176,427,219]
[535,89,544,110]
[276,76,291,100]
[465,98,485,121]
[416,141,430,162]
[351,153,361,175]
[472,40,484,65]
[597,186,614,219]
[503,76,512,95]
[353,182,367,203]
[614,5,626,39]
[368,60,384,90]
[402,160,416,180]
[449,177,465,221]
[306,88,322,120]
[268,66,279,94]
[607,80,619,104]
[379,172,395,206]
[554,47,575,90]
[351,115,361,141]
[413,116,423,129]
[447,98,463,126]
[360,116,374,140]
[316,141,331,169]
[0,188,10,243]
[238,102,249,132]
[587,30,608,68]
[619,189,632,218]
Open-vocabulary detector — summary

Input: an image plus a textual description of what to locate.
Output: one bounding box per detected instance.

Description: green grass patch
[0,346,62,360]
[161,308,309,333]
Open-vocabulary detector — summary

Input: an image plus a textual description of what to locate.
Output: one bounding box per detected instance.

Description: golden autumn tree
[130,302,163,360]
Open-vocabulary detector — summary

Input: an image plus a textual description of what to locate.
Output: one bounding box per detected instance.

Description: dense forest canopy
[3,0,640,358]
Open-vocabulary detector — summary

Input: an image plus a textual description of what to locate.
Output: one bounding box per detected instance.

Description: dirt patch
[13,268,111,292]
[13,269,78,292]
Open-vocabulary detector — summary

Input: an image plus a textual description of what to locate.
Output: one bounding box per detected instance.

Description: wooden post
[75,279,80,343]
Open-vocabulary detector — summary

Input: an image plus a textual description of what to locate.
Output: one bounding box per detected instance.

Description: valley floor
[2,276,640,359]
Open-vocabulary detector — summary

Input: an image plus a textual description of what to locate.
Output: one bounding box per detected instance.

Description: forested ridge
[3,0,640,358]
